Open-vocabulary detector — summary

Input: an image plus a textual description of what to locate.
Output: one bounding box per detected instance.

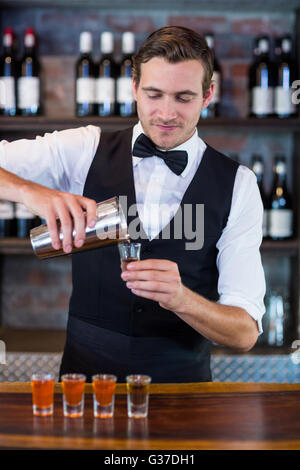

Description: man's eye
[148,95,161,99]
[177,96,191,103]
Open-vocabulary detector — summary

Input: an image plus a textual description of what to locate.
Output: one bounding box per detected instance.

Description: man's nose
[157,98,177,122]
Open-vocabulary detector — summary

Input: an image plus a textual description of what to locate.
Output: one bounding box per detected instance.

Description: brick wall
[0,7,296,117]
[1,256,71,328]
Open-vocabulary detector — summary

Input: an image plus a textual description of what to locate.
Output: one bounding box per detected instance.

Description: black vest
[60,128,239,383]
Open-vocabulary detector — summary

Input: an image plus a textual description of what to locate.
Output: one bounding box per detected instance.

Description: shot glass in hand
[31,373,55,417]
[92,374,117,418]
[118,242,141,272]
[61,373,86,418]
[126,374,151,418]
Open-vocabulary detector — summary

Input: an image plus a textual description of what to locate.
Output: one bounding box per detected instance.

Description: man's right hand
[21,181,97,253]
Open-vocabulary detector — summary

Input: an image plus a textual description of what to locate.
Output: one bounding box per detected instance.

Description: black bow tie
[133,133,188,176]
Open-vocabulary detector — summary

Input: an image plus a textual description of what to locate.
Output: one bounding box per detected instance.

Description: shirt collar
[131,121,202,178]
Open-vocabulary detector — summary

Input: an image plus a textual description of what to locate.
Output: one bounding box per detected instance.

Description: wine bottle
[95,32,117,117]
[75,31,95,116]
[201,33,221,119]
[0,27,17,116]
[17,27,41,116]
[268,155,293,240]
[274,35,297,118]
[15,203,39,238]
[116,32,136,117]
[0,200,16,237]
[251,154,269,239]
[249,36,275,118]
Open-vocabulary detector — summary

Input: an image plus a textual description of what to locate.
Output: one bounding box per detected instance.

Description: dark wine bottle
[15,203,39,238]
[251,154,269,239]
[0,200,16,237]
[201,33,221,119]
[95,32,117,117]
[75,31,95,117]
[116,32,136,117]
[249,36,275,118]
[17,27,41,116]
[274,35,297,118]
[0,27,17,116]
[268,155,293,240]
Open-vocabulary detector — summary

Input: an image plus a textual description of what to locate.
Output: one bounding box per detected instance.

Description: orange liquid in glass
[93,380,116,406]
[31,378,54,409]
[62,379,85,405]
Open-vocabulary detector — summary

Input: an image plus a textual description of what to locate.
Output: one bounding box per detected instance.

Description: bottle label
[0,201,14,220]
[269,209,293,238]
[263,209,269,238]
[251,87,273,115]
[117,77,133,103]
[95,77,115,103]
[0,76,15,109]
[211,71,221,104]
[76,77,95,104]
[15,203,35,219]
[274,87,295,115]
[17,77,40,108]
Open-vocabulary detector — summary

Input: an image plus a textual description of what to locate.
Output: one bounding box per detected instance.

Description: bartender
[0,26,265,382]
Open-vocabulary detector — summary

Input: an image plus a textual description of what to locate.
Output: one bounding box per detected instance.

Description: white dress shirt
[0,122,266,333]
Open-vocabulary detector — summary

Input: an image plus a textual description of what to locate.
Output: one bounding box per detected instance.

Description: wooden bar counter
[0,382,299,450]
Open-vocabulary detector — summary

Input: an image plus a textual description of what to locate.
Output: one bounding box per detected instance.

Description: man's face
[133,57,214,150]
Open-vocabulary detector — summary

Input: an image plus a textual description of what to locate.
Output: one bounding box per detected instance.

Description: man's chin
[148,130,182,150]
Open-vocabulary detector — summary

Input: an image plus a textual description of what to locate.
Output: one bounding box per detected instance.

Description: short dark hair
[132,26,214,94]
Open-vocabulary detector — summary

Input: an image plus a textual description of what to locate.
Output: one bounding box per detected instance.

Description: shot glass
[61,373,86,418]
[31,373,55,417]
[92,374,117,418]
[118,242,141,272]
[126,374,151,418]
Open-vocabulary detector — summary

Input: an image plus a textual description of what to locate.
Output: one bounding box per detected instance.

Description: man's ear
[202,82,215,109]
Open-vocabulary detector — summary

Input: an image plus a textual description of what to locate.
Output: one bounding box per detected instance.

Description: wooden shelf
[1,116,300,134]
[0,238,33,255]
[0,327,66,352]
[0,327,294,354]
[0,237,298,256]
[261,239,299,256]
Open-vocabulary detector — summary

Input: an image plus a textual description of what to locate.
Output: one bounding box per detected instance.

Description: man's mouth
[156,124,180,132]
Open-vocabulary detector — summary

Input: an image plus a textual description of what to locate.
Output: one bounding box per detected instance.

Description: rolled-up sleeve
[216,165,266,334]
[0,125,100,195]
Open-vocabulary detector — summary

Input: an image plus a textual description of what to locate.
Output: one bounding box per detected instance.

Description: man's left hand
[121,259,186,312]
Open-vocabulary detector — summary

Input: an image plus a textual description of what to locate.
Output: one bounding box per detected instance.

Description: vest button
[134,304,144,313]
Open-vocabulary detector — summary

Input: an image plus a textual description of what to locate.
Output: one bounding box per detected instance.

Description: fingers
[121,261,181,294]
[126,259,179,272]
[46,211,61,250]
[80,198,97,229]
[45,194,97,253]
[21,182,98,253]
[59,196,97,253]
[55,199,74,253]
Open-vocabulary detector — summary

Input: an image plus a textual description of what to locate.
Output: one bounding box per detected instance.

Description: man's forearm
[0,167,97,252]
[0,167,30,203]
[174,286,259,351]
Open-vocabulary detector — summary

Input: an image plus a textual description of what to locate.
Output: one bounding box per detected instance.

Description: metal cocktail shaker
[30,196,129,259]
